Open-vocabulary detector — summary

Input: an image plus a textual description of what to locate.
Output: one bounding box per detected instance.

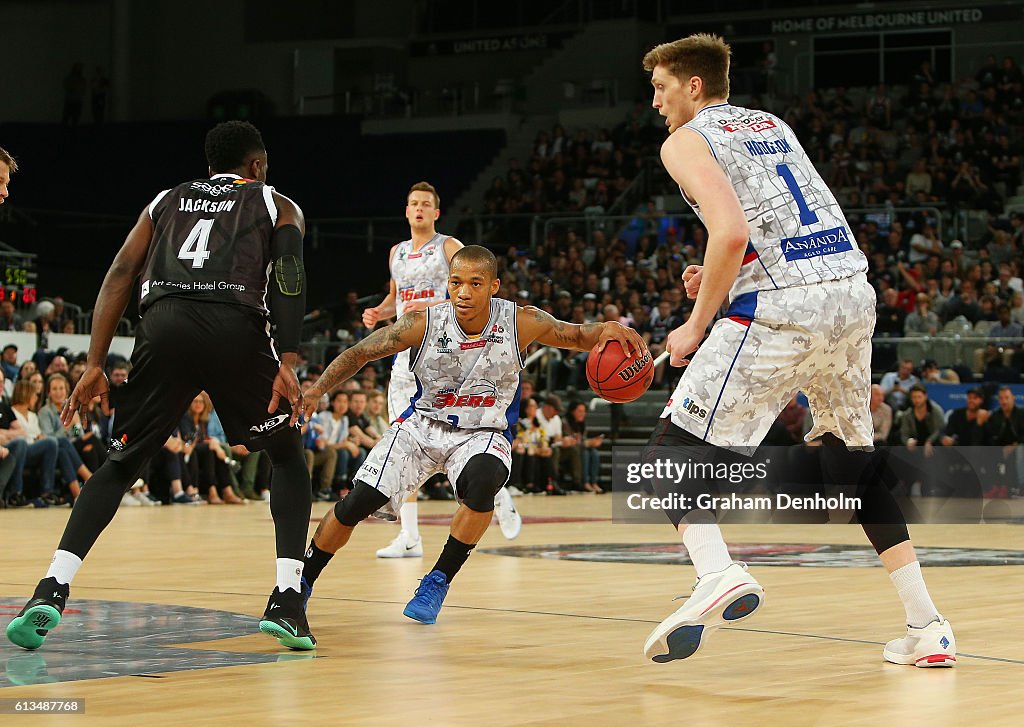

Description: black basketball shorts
[106,298,296,468]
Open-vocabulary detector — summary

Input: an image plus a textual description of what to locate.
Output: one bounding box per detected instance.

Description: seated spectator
[366,391,389,438]
[904,294,939,336]
[157,427,203,504]
[880,359,919,410]
[564,401,604,493]
[37,373,91,502]
[302,403,337,501]
[875,288,906,336]
[940,388,989,447]
[180,392,244,504]
[230,444,271,501]
[315,390,363,496]
[509,398,555,494]
[943,279,981,323]
[870,384,893,445]
[989,304,1023,340]
[899,385,946,452]
[0,300,23,331]
[984,386,1024,498]
[0,367,29,507]
[1,343,19,386]
[9,379,59,506]
[347,390,381,453]
[920,359,960,384]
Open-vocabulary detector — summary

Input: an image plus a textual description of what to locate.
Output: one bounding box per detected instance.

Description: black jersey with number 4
[140,173,279,314]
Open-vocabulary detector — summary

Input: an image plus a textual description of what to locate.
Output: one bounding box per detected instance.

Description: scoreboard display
[1,253,38,306]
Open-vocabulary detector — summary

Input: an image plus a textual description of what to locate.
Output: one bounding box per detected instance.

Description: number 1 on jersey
[178,218,214,268]
[776,163,819,226]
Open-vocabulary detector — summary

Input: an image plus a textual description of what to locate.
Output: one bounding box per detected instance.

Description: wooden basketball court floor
[1,497,1021,726]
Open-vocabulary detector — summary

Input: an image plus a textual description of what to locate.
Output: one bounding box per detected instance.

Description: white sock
[46,550,83,586]
[276,558,303,594]
[889,561,940,628]
[400,501,419,541]
[681,524,733,578]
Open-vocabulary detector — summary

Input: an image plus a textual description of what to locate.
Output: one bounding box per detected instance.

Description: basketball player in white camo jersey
[639,34,955,667]
[299,245,645,624]
[362,182,522,559]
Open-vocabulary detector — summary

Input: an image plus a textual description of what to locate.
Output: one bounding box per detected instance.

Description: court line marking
[2,582,1019,665]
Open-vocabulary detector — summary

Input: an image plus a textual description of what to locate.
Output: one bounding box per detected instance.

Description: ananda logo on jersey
[617,351,652,382]
[780,226,853,262]
[717,114,777,134]
[399,287,437,303]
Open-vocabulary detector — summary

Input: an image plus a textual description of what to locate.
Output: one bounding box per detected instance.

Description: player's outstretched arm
[302,310,426,420]
[363,244,400,327]
[517,305,646,357]
[63,207,153,426]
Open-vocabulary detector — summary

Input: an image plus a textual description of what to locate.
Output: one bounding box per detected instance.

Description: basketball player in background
[7,121,317,652]
[301,246,645,624]
[641,35,955,667]
[0,146,16,205]
[361,182,521,560]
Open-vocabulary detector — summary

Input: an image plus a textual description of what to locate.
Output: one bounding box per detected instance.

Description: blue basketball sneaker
[644,562,764,663]
[403,570,450,624]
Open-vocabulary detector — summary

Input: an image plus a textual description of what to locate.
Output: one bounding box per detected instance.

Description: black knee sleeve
[455,455,509,512]
[642,418,727,528]
[818,436,911,554]
[263,426,312,559]
[334,481,390,526]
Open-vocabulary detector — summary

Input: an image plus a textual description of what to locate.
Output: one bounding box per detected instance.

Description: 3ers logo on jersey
[432,382,499,409]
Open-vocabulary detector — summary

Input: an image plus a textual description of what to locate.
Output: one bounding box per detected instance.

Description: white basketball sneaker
[643,562,764,663]
[883,618,957,667]
[493,487,522,540]
[375,531,423,559]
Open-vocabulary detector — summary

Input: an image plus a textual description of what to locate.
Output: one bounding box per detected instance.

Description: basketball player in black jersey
[6,121,317,651]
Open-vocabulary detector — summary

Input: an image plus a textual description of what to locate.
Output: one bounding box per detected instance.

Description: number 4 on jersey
[178,218,214,268]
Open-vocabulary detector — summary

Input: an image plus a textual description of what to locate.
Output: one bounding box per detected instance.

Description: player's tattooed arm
[518,306,646,357]
[304,311,426,416]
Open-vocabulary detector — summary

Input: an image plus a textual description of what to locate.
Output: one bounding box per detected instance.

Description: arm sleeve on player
[269,223,306,354]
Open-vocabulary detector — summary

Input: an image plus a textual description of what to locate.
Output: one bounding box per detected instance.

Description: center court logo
[681,397,708,420]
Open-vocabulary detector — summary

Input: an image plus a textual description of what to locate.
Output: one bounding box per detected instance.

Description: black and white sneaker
[258,587,316,651]
[6,578,69,651]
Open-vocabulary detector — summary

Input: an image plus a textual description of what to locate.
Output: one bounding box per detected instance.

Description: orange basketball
[586,341,654,403]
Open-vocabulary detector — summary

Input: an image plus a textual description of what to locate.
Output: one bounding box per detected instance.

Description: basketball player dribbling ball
[361,182,522,560]
[6,122,318,652]
[300,246,645,624]
[640,35,956,667]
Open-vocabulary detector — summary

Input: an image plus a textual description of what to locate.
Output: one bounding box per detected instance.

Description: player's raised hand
[62,366,109,426]
[682,265,703,300]
[362,306,381,329]
[666,321,703,367]
[269,364,302,427]
[597,321,646,359]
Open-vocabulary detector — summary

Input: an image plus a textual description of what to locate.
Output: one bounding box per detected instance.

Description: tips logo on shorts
[681,397,708,421]
[250,413,289,435]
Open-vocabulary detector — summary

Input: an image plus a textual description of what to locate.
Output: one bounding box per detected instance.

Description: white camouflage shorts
[387,369,418,423]
[354,413,512,518]
[662,273,876,450]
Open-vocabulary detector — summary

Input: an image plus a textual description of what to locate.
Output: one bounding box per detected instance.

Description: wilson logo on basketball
[432,393,497,408]
[617,352,652,382]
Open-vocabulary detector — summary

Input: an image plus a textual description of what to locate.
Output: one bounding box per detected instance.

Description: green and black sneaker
[258,587,316,651]
[6,577,69,651]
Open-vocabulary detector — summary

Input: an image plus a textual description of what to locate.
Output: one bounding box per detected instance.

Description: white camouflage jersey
[682,103,867,306]
[406,298,524,436]
[390,233,451,374]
